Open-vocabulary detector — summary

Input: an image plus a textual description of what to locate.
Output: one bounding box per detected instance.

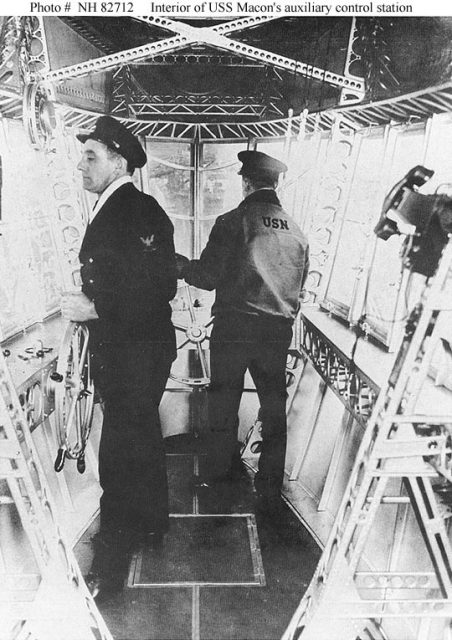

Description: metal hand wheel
[49,322,94,473]
[170,283,213,387]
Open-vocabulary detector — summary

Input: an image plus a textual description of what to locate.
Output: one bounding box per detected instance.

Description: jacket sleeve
[183,213,239,291]
[133,204,178,302]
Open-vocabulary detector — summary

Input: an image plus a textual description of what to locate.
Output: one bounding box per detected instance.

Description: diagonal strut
[45,16,365,96]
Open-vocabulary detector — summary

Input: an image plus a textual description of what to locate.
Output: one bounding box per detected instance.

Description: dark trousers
[206,315,292,496]
[91,342,174,540]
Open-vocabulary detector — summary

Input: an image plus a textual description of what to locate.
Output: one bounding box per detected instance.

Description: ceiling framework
[1,17,452,141]
[125,53,264,66]
[0,83,22,117]
[45,17,281,81]
[138,16,365,95]
[45,16,365,122]
[55,80,452,141]
[109,59,281,120]
[129,97,268,118]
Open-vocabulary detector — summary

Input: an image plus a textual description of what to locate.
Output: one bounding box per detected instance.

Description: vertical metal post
[193,133,201,259]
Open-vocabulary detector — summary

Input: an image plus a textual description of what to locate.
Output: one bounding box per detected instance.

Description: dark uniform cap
[76,115,147,169]
[238,150,287,178]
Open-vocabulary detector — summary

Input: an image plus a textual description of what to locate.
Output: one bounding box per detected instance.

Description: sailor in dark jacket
[177,150,309,505]
[61,116,177,600]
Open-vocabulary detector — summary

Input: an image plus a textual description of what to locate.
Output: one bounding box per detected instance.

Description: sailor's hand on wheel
[61,292,99,322]
[175,253,190,279]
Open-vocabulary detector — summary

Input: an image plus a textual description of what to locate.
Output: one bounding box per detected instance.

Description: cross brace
[44,16,365,95]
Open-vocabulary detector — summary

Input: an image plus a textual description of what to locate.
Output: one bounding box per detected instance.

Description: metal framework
[52,80,452,143]
[0,347,113,640]
[340,17,364,106]
[283,238,452,640]
[2,17,451,141]
[128,52,265,66]
[299,313,379,426]
[111,65,134,116]
[45,16,365,97]
[18,16,52,83]
[130,100,266,118]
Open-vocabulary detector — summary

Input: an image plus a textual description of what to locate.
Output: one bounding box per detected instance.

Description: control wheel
[50,322,94,473]
[23,80,56,151]
[170,283,213,387]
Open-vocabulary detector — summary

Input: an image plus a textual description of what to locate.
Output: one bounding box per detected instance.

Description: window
[0,121,65,339]
[145,141,193,257]
[199,142,242,254]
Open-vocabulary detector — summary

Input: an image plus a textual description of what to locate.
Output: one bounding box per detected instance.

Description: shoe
[84,571,124,602]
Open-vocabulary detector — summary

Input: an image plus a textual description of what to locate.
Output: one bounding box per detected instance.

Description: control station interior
[1,14,452,640]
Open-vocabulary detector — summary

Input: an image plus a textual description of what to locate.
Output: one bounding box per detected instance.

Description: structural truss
[45,16,365,97]
[1,17,452,140]
[51,80,452,141]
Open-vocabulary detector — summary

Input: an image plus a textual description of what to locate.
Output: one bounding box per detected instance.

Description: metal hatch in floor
[128,514,265,588]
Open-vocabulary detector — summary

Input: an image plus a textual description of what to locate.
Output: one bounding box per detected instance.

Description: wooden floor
[74,435,321,640]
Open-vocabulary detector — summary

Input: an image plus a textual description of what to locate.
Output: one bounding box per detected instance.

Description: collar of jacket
[91,175,134,222]
[241,188,281,207]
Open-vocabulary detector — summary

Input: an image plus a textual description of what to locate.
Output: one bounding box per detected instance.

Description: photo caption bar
[0,0,449,16]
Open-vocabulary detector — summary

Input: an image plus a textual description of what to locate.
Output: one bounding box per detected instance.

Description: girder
[130,102,265,117]
[143,17,366,94]
[45,16,365,97]
[44,16,276,82]
[45,33,193,81]
[56,80,452,142]
[136,15,279,36]
[141,94,270,105]
[340,17,364,105]
[129,53,264,67]
[128,93,269,117]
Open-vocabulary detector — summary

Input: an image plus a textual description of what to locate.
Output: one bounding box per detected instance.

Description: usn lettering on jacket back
[262,216,290,230]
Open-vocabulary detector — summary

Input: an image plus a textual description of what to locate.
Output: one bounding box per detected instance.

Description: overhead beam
[129,54,264,67]
[130,102,266,117]
[45,33,193,81]
[44,15,277,82]
[135,15,279,36]
[130,94,272,105]
[45,16,365,96]
[142,17,366,94]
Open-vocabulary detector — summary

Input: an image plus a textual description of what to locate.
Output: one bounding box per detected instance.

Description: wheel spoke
[78,329,89,371]
[185,285,198,324]
[173,322,188,332]
[75,395,82,446]
[197,343,209,379]
[64,395,78,440]
[75,330,81,377]
[177,337,191,350]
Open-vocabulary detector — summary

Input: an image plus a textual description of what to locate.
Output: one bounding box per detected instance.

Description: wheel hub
[185,324,207,343]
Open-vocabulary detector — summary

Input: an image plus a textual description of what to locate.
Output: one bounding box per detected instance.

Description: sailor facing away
[176,149,309,505]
